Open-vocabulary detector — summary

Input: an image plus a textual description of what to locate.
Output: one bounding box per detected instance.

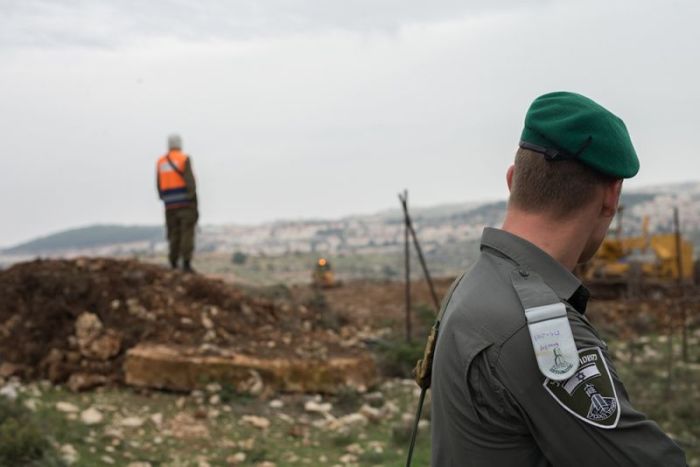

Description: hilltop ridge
[3,181,700,262]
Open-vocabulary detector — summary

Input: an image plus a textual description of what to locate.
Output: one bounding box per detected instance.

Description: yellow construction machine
[581,215,696,298]
[312,257,336,288]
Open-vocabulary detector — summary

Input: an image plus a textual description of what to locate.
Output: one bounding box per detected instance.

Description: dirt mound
[0,258,359,386]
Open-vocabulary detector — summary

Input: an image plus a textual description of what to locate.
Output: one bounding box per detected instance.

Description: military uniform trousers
[165,206,198,263]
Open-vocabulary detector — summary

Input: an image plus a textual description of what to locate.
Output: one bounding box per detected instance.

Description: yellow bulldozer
[581,215,696,298]
[312,257,336,288]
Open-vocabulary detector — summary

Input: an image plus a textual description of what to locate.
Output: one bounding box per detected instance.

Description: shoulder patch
[543,347,620,429]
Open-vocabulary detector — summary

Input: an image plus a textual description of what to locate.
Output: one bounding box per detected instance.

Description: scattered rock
[41,349,69,383]
[56,401,80,413]
[23,398,39,411]
[305,399,332,414]
[381,400,400,418]
[0,383,18,401]
[67,373,108,392]
[326,413,368,431]
[82,330,122,361]
[339,453,358,464]
[238,437,256,450]
[345,443,364,455]
[226,452,246,465]
[120,416,145,428]
[269,399,284,409]
[101,455,116,464]
[0,362,25,378]
[239,369,264,397]
[75,312,103,347]
[242,415,270,430]
[359,404,382,422]
[167,412,209,439]
[81,407,104,425]
[201,314,214,330]
[60,444,79,465]
[150,413,163,427]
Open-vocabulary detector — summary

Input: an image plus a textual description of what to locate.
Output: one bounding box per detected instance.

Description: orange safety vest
[157,150,193,209]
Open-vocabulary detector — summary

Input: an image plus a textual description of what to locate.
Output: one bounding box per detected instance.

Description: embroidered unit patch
[543,347,620,429]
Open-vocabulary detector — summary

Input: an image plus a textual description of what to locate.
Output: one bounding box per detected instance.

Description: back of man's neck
[501,210,587,272]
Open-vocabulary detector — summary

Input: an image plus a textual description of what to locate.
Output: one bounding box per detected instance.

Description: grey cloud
[0,0,547,48]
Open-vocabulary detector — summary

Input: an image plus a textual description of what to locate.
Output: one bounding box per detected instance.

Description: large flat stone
[124,344,378,394]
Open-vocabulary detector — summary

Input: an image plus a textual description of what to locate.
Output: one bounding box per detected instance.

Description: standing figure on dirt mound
[430,92,687,466]
[156,134,198,273]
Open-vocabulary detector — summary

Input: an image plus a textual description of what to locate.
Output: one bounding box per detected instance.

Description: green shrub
[231,251,248,265]
[0,398,61,466]
[333,386,362,414]
[375,338,425,378]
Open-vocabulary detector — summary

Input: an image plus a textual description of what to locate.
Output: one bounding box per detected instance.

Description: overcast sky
[1,0,699,247]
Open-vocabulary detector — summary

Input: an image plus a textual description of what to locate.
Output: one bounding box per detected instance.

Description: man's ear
[601,179,623,217]
[506,165,515,192]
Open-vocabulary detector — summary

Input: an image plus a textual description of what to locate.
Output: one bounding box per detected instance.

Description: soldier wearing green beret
[430,92,686,466]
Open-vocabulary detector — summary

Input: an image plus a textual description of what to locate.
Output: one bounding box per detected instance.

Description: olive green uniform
[157,158,198,265]
[165,205,198,264]
[431,228,687,466]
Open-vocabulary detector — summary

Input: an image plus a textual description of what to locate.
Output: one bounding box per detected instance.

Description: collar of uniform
[480,227,588,312]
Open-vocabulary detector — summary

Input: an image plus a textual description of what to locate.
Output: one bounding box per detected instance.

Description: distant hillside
[4,181,700,259]
[3,225,164,254]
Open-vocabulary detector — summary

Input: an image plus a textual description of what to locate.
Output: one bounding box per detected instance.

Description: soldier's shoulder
[441,252,526,343]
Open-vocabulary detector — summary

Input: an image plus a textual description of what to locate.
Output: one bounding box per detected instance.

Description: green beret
[520,91,639,178]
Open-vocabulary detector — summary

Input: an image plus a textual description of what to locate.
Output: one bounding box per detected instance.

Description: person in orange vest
[156,134,198,273]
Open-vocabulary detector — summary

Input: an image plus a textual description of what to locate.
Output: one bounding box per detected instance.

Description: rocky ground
[0,259,375,392]
[0,258,699,465]
[0,375,432,466]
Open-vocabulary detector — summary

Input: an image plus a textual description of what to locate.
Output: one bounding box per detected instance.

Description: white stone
[327,413,368,431]
[60,444,79,465]
[359,404,382,422]
[81,407,104,425]
[304,400,332,414]
[268,399,284,409]
[277,413,294,424]
[0,384,18,401]
[226,452,246,464]
[241,415,270,430]
[23,398,38,411]
[150,413,163,427]
[339,453,358,464]
[345,443,364,455]
[381,401,400,417]
[120,416,145,428]
[201,314,214,330]
[56,402,80,413]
